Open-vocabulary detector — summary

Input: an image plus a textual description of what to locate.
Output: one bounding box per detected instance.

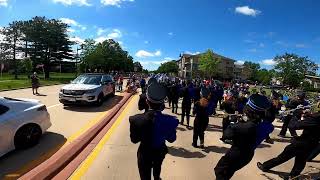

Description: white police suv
[59,73,115,106]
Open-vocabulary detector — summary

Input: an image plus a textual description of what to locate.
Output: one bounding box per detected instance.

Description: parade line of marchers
[19,92,134,180]
[129,74,320,180]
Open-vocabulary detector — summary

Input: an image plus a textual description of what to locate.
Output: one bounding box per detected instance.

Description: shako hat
[296,90,306,99]
[146,81,167,104]
[247,94,271,111]
[147,77,158,85]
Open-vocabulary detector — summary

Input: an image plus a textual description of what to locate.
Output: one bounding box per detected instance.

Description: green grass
[0,73,76,91]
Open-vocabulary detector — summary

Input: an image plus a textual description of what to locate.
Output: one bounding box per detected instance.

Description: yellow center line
[3,96,125,179]
[70,95,138,180]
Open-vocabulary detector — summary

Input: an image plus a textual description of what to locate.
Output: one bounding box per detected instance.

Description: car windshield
[72,75,102,85]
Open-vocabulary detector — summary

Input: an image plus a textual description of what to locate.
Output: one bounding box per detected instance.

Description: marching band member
[130,81,179,180]
[214,94,271,180]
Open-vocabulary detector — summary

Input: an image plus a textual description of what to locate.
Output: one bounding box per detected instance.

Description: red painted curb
[19,92,133,180]
[52,94,134,179]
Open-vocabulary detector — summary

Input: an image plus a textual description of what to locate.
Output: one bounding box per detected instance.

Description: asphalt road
[70,95,320,180]
[0,84,126,180]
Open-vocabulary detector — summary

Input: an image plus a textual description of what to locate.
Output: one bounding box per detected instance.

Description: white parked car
[0,97,51,157]
[59,73,115,106]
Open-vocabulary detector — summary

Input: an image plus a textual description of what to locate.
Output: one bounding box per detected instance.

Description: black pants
[137,148,167,180]
[168,97,172,107]
[218,99,222,109]
[215,147,254,180]
[261,142,316,177]
[221,116,231,140]
[141,86,146,94]
[308,143,320,161]
[181,102,191,126]
[193,119,208,146]
[279,115,297,137]
[172,100,178,113]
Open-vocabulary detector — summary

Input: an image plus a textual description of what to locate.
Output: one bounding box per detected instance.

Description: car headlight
[86,89,97,94]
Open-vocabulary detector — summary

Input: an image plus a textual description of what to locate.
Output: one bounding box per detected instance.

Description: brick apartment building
[176,52,236,80]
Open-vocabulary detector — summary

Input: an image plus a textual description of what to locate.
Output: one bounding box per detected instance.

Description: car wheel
[95,94,104,106]
[14,124,42,150]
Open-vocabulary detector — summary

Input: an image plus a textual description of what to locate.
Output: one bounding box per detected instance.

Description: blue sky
[1,0,320,70]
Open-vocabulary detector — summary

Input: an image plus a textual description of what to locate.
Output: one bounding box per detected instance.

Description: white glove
[297,105,304,109]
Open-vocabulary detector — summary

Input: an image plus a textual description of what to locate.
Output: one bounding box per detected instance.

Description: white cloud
[0,0,8,7]
[235,60,245,65]
[235,6,261,16]
[97,28,108,36]
[248,48,257,52]
[70,36,85,44]
[265,32,275,38]
[168,32,174,36]
[275,41,289,47]
[244,39,255,43]
[139,60,168,65]
[95,36,108,43]
[94,29,122,44]
[164,57,174,60]
[184,51,201,55]
[53,0,91,6]
[144,40,149,44]
[67,28,76,33]
[139,60,169,70]
[107,29,122,39]
[60,18,78,26]
[154,50,161,56]
[295,44,307,48]
[101,0,134,7]
[60,18,87,31]
[261,59,276,66]
[135,50,162,58]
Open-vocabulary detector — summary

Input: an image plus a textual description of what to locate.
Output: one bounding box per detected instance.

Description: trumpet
[279,105,311,116]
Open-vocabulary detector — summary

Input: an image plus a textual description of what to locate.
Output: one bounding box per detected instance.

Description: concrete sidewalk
[71,98,320,180]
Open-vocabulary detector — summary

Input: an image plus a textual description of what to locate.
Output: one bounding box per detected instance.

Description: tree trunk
[44,64,50,79]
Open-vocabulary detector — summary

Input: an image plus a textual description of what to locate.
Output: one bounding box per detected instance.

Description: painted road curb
[53,94,135,179]
[19,92,133,180]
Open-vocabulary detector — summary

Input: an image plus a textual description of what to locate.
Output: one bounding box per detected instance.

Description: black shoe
[200,144,204,149]
[278,134,286,138]
[192,143,198,148]
[257,162,267,172]
[265,138,274,144]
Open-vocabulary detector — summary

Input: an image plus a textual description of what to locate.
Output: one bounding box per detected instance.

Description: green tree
[274,53,318,87]
[2,21,24,79]
[256,69,273,85]
[157,61,179,74]
[242,61,261,81]
[134,62,143,72]
[198,49,221,78]
[20,16,73,78]
[23,57,33,75]
[82,39,134,73]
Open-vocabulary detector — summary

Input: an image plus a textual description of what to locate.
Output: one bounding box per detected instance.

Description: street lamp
[75,45,83,76]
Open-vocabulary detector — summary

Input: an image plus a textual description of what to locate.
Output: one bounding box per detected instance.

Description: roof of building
[305,74,320,79]
[180,51,235,62]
